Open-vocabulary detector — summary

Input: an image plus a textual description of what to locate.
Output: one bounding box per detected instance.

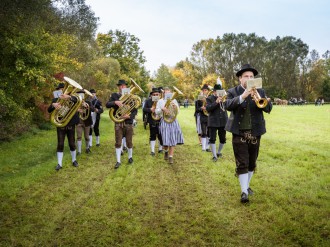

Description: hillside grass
[0,105,329,246]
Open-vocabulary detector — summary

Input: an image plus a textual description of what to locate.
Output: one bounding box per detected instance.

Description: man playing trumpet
[225,64,272,203]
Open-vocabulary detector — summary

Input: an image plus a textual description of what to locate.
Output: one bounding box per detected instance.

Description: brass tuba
[151,89,163,121]
[163,86,184,123]
[50,76,83,127]
[109,78,145,123]
[79,89,93,121]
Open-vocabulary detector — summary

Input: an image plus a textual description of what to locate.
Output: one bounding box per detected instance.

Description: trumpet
[247,78,268,108]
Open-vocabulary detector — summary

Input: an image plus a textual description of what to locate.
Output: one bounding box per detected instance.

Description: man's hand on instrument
[52,102,62,109]
[115,101,123,107]
[216,96,223,103]
[241,89,251,100]
[121,114,130,119]
[60,94,71,100]
[151,106,155,113]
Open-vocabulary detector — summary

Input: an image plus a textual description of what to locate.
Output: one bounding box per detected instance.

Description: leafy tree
[154,64,177,87]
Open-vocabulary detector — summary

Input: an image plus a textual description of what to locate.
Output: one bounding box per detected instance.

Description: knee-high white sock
[96,136,100,144]
[206,138,210,149]
[201,137,207,151]
[70,150,76,162]
[57,152,63,166]
[116,148,122,163]
[210,143,217,157]
[85,139,90,149]
[150,140,156,152]
[128,148,133,158]
[158,140,163,151]
[77,140,82,153]
[123,137,127,148]
[217,143,224,154]
[89,135,93,147]
[239,173,249,194]
[248,171,254,188]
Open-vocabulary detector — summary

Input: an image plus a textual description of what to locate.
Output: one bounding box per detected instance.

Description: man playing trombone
[225,64,272,203]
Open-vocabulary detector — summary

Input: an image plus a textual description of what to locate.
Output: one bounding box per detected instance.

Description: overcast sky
[85,0,330,74]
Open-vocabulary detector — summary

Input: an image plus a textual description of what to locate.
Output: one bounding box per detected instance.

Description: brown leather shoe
[164,152,169,160]
[168,157,173,164]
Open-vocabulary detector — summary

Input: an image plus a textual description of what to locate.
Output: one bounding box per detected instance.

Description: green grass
[0,105,329,246]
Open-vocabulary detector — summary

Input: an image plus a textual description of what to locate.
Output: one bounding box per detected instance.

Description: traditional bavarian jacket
[206,94,228,128]
[106,92,137,124]
[47,96,79,126]
[143,98,161,125]
[91,96,103,120]
[225,85,272,136]
[194,99,208,123]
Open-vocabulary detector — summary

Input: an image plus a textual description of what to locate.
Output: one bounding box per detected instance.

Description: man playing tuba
[106,79,138,169]
[48,81,80,171]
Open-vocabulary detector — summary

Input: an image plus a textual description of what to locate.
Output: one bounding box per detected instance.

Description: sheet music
[216,90,226,97]
[121,88,130,95]
[53,90,62,98]
[164,93,172,100]
[152,96,160,102]
[247,78,262,90]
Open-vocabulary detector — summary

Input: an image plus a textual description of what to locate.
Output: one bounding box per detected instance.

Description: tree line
[1,0,329,140]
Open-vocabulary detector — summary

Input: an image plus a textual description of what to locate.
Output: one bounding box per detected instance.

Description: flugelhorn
[109,78,145,123]
[50,77,83,127]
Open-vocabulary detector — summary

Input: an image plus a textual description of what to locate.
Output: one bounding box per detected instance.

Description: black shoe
[96,143,100,147]
[121,151,124,156]
[241,192,249,203]
[206,148,211,152]
[55,164,62,171]
[128,158,133,164]
[72,160,78,167]
[86,148,91,154]
[77,152,81,156]
[150,152,155,156]
[114,162,121,169]
[123,147,128,152]
[158,150,163,153]
[212,157,218,162]
[247,187,254,196]
[217,153,222,158]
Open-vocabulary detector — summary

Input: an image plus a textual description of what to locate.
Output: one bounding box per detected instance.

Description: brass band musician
[48,82,79,171]
[143,87,163,156]
[225,64,272,203]
[106,79,137,169]
[206,80,228,162]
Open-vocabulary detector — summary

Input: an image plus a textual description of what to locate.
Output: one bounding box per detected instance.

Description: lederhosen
[106,92,137,149]
[206,94,228,144]
[225,85,272,175]
[143,98,163,145]
[77,100,93,142]
[89,97,103,136]
[48,96,79,152]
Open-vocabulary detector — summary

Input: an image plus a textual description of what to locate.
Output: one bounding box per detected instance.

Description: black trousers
[56,125,76,152]
[149,123,163,145]
[200,121,208,138]
[208,127,226,144]
[89,117,100,136]
[232,133,261,175]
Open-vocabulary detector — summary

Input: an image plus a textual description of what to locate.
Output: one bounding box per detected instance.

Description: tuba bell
[109,78,145,123]
[79,89,93,121]
[50,77,83,127]
[163,86,184,123]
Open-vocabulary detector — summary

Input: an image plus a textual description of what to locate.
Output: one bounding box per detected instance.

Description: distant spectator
[321,98,324,106]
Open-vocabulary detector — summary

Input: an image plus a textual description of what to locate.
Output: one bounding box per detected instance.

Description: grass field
[0,105,329,246]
